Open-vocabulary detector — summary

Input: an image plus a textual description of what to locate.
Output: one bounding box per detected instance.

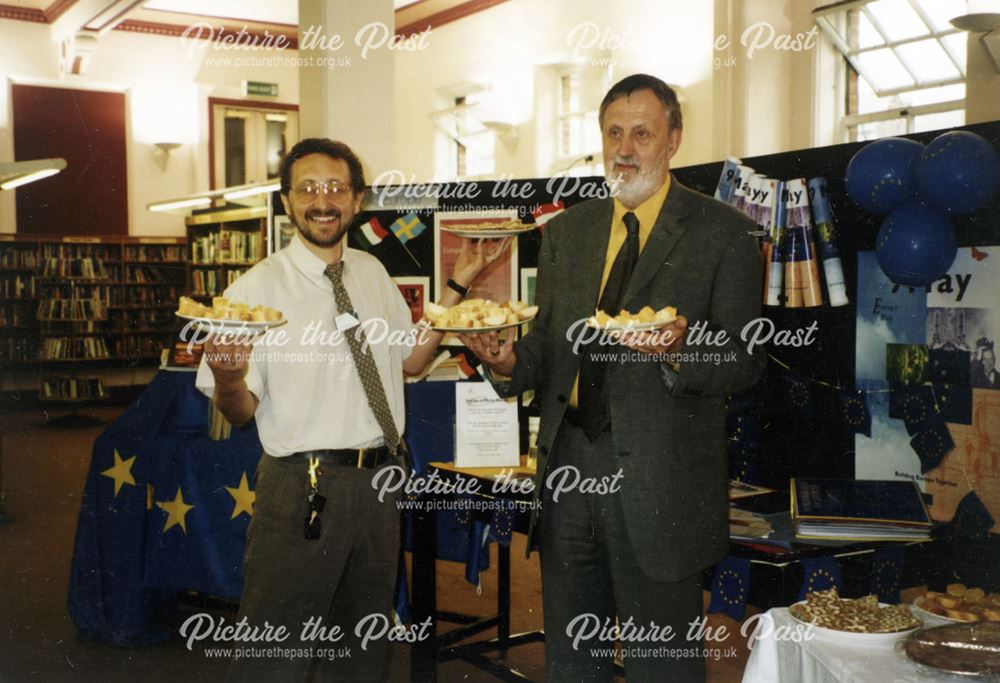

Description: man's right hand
[203,334,255,385]
[457,328,517,377]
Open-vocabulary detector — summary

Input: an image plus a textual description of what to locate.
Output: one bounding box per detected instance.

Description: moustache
[613,155,639,168]
[306,209,342,220]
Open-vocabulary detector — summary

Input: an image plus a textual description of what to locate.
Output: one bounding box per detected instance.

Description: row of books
[190,231,262,264]
[124,245,184,262]
[40,320,108,334]
[40,377,107,401]
[37,298,108,321]
[190,267,248,296]
[114,335,168,357]
[41,244,117,261]
[715,162,847,308]
[119,285,181,305]
[41,336,111,360]
[0,250,40,269]
[0,338,38,362]
[0,275,37,298]
[0,306,35,326]
[41,257,109,279]
[112,309,175,329]
[127,265,184,283]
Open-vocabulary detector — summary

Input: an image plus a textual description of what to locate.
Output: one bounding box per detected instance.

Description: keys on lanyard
[305,456,326,540]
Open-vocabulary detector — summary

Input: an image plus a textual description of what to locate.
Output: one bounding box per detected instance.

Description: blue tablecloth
[68,373,496,646]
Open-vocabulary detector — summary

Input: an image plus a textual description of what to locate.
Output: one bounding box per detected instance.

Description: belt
[291,447,391,469]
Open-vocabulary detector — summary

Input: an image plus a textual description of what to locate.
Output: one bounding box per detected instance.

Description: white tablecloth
[741,608,984,683]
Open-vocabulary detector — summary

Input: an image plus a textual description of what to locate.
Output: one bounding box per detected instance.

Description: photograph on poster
[393,276,430,324]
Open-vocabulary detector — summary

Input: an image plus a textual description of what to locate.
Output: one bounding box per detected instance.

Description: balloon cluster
[844,131,1000,287]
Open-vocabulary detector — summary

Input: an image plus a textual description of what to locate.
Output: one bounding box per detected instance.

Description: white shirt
[196,233,415,456]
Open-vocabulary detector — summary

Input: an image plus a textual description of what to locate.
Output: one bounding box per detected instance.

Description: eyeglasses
[292,180,354,200]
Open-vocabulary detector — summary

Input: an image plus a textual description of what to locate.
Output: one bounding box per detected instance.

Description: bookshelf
[185,206,266,300]
[0,235,187,375]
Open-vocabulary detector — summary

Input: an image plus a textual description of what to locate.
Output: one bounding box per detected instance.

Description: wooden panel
[12,84,128,236]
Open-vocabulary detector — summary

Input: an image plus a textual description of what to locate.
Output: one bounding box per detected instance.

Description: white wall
[0,19,299,237]
[392,0,716,182]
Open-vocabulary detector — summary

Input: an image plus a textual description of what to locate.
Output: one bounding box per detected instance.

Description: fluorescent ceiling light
[147,197,213,212]
[0,158,67,190]
[223,181,280,201]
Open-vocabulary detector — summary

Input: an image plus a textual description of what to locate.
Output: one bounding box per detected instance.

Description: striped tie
[324,260,400,454]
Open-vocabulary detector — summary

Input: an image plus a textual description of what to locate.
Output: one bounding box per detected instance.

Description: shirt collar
[286,231,354,286]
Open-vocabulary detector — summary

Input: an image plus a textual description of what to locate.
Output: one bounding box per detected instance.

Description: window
[210,100,298,189]
[814,0,967,142]
[430,93,496,180]
[558,72,601,160]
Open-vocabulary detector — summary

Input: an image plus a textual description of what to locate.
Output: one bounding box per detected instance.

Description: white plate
[585,315,677,332]
[788,601,921,648]
[427,314,536,334]
[175,312,287,333]
[910,596,974,626]
[438,224,537,239]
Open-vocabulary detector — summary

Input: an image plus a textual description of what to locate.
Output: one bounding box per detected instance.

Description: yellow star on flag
[157,487,194,534]
[226,472,256,519]
[101,449,136,497]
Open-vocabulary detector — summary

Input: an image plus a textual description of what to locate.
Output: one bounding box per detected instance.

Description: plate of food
[175,296,286,333]
[586,305,678,331]
[904,622,1000,676]
[422,298,537,332]
[910,584,1000,625]
[438,219,538,239]
[787,589,921,648]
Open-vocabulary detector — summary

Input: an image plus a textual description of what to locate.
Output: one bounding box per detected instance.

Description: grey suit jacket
[494,177,766,581]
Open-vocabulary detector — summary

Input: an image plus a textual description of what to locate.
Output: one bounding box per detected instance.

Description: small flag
[932,383,972,425]
[909,419,955,473]
[532,201,565,228]
[355,217,389,250]
[798,556,842,601]
[870,546,905,604]
[391,213,428,244]
[708,556,751,621]
[786,370,812,417]
[889,382,938,435]
[971,246,989,261]
[929,349,970,385]
[839,387,872,438]
[943,490,995,538]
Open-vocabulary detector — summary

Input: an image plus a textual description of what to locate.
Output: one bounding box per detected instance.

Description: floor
[0,405,755,682]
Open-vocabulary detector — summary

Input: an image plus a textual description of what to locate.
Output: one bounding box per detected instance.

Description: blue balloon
[917,131,1000,214]
[876,202,957,287]
[845,137,924,214]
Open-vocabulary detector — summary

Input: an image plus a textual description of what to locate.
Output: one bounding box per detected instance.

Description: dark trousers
[540,423,706,683]
[225,454,400,683]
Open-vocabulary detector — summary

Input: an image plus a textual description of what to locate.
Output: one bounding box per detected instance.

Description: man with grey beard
[461,74,766,681]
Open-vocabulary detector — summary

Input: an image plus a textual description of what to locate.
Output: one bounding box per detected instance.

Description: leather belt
[292,447,391,469]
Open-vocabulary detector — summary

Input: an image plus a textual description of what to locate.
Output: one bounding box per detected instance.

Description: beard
[291,207,351,248]
[605,154,667,208]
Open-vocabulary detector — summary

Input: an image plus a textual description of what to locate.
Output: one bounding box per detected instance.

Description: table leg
[411,507,438,682]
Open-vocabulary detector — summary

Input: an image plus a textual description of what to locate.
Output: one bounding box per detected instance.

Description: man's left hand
[619,315,687,356]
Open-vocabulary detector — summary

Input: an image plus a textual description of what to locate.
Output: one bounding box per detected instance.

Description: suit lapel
[567,199,614,314]
[622,177,693,307]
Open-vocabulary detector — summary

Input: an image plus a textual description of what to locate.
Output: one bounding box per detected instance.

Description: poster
[855,248,1000,530]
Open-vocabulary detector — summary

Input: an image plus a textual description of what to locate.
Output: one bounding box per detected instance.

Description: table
[411,459,544,682]
[741,608,979,683]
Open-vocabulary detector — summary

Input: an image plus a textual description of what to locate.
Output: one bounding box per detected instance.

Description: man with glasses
[197,138,505,681]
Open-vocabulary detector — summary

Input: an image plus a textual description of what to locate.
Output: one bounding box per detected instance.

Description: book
[791,478,932,541]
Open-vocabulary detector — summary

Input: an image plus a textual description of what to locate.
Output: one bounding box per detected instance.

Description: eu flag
[708,556,751,621]
[798,556,842,601]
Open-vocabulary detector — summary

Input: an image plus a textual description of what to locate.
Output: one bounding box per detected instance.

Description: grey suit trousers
[541,422,706,683]
[225,454,400,683]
